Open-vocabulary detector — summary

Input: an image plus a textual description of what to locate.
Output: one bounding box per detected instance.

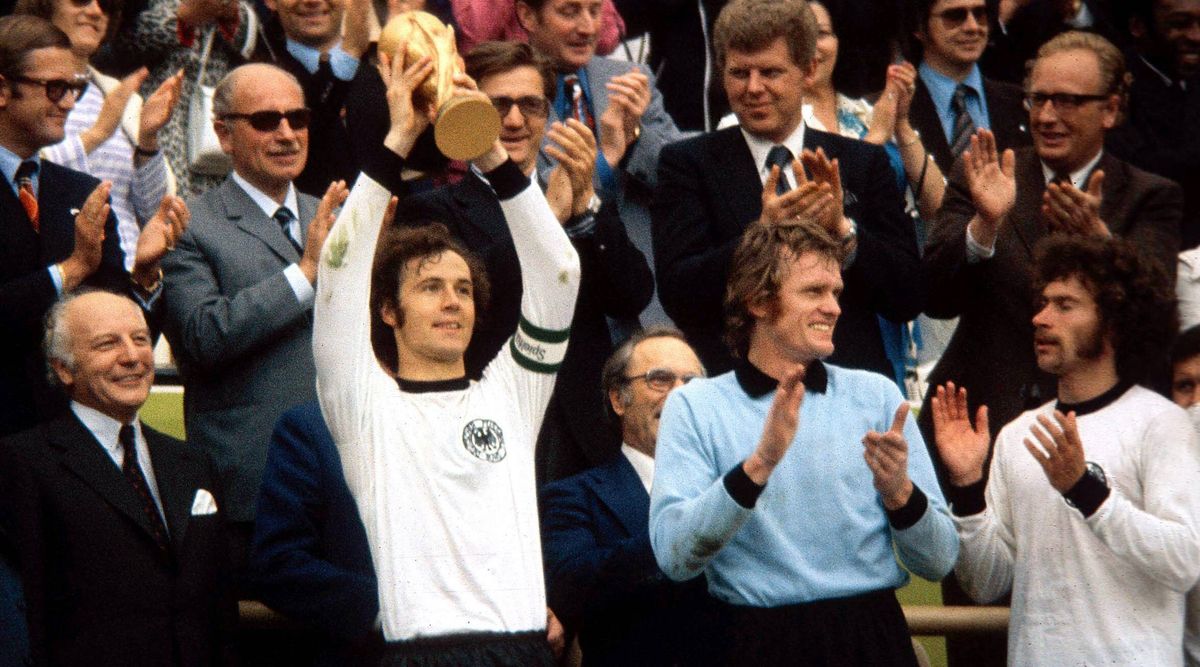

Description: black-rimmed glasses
[1023,92,1110,112]
[489,95,550,119]
[67,0,113,13]
[9,75,88,103]
[623,368,702,392]
[221,108,312,132]
[933,5,987,26]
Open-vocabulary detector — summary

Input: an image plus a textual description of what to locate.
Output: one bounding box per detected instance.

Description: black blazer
[652,126,923,377]
[908,75,1030,176]
[0,161,127,437]
[0,413,235,667]
[540,455,714,666]
[398,172,654,480]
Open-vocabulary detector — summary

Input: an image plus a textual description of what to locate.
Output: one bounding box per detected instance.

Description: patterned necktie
[765,145,794,195]
[562,74,595,133]
[119,424,170,553]
[15,160,39,232]
[274,207,303,255]
[949,84,977,158]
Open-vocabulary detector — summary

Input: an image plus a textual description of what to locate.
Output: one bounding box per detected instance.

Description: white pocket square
[190,488,218,516]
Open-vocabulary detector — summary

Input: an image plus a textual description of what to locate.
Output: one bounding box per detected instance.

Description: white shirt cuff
[283,263,315,304]
[965,226,996,262]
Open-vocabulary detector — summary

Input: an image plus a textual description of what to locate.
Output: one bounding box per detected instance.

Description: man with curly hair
[931,234,1200,665]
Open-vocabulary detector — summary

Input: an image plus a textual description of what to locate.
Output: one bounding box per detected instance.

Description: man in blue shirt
[649,219,957,666]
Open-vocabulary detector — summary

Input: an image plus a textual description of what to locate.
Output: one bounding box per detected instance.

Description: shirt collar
[0,144,39,189]
[284,39,359,81]
[620,443,655,494]
[1055,380,1132,417]
[741,119,807,185]
[395,376,471,393]
[919,61,985,111]
[1040,150,1104,189]
[71,401,140,457]
[733,356,828,398]
[231,171,299,221]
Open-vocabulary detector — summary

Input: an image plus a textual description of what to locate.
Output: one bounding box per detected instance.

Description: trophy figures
[377,11,501,161]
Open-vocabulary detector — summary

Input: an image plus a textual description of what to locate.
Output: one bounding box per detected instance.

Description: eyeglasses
[932,5,987,27]
[1023,92,1110,112]
[623,368,702,392]
[8,74,88,103]
[220,108,312,131]
[489,95,550,119]
[66,0,113,13]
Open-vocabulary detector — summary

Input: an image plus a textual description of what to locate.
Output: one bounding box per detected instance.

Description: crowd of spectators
[2,0,1200,665]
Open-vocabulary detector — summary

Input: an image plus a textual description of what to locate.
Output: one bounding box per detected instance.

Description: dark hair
[1033,235,1176,385]
[600,326,698,421]
[464,41,554,101]
[369,222,491,374]
[713,0,818,73]
[1172,325,1200,370]
[724,219,846,359]
[515,0,549,10]
[13,0,124,46]
[1025,30,1130,123]
[901,0,940,62]
[0,15,71,84]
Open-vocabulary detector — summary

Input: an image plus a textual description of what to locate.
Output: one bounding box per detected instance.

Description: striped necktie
[274,207,303,255]
[949,84,977,158]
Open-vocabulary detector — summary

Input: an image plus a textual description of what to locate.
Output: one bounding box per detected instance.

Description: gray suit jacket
[162,176,320,522]
[537,56,683,325]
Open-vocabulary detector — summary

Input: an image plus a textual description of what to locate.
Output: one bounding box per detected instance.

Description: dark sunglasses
[221,108,312,131]
[66,0,113,14]
[8,74,88,103]
[490,95,550,119]
[933,5,987,26]
[623,368,702,392]
[1023,92,1110,112]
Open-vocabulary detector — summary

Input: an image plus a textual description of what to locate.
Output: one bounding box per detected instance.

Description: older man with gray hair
[161,62,346,563]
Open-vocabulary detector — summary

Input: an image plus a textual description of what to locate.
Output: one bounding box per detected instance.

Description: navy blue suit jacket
[541,455,713,666]
[248,402,378,666]
[0,161,126,437]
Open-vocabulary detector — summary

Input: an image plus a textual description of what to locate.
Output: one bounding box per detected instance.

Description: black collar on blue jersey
[1054,380,1133,417]
[395,376,470,393]
[734,357,828,398]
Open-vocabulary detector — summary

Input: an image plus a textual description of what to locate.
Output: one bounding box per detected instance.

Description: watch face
[1085,461,1106,486]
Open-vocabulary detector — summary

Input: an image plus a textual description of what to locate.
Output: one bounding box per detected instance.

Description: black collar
[1055,380,1132,417]
[734,357,828,398]
[395,376,470,394]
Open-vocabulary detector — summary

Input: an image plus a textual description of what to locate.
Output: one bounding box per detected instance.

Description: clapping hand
[930,382,991,487]
[963,129,1016,248]
[1043,170,1109,238]
[863,403,915,509]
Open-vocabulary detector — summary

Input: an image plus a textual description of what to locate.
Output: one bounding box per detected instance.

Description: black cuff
[724,463,765,509]
[483,159,530,200]
[886,485,928,530]
[1063,472,1110,519]
[948,479,987,517]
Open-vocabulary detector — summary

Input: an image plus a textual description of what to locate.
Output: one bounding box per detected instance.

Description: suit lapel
[1009,149,1048,259]
[145,427,197,554]
[592,456,649,537]
[912,80,953,172]
[586,59,611,121]
[35,164,81,265]
[221,178,297,262]
[1095,153,1129,237]
[709,129,764,232]
[49,413,168,551]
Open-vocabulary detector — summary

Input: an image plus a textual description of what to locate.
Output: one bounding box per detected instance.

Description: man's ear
[800,57,819,90]
[51,359,74,389]
[747,296,772,321]
[0,76,11,109]
[608,388,626,418]
[514,0,537,33]
[380,299,399,328]
[214,118,235,155]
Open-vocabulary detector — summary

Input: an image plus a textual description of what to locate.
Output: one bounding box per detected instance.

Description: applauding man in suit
[161,62,347,562]
[1,290,233,667]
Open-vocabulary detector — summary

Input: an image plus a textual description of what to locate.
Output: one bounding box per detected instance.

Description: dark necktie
[274,207,303,255]
[119,424,170,553]
[15,160,39,232]
[949,84,977,158]
[562,74,595,133]
[765,145,794,195]
[315,55,335,105]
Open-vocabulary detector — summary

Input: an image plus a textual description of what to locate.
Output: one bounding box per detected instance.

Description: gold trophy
[377,11,500,161]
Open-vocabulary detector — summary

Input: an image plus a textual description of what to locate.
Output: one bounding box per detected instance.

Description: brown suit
[919,147,1182,460]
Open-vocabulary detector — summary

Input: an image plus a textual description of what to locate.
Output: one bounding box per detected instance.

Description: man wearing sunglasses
[160,62,346,566]
[540,326,717,666]
[0,15,182,438]
[399,41,653,485]
[906,0,1028,175]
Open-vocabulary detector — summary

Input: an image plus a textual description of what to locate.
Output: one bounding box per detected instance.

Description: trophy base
[435,97,501,162]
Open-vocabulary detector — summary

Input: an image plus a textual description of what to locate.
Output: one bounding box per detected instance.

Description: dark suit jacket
[540,455,713,666]
[399,171,654,480]
[919,147,1182,482]
[652,126,923,376]
[248,402,378,667]
[0,523,30,667]
[162,177,321,522]
[908,75,1029,176]
[980,0,1124,85]
[0,161,127,437]
[0,412,234,667]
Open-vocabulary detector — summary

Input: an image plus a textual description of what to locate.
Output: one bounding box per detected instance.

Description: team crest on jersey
[462,419,506,462]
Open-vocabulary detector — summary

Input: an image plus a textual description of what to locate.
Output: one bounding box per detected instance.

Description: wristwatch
[1064,461,1107,510]
[583,193,601,216]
